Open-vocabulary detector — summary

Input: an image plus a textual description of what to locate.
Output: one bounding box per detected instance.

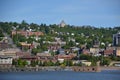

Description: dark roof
[0,55,12,59]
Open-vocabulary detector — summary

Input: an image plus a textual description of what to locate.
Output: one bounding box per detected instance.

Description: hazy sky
[0,0,120,27]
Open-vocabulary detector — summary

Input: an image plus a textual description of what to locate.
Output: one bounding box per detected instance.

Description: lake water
[0,70,120,80]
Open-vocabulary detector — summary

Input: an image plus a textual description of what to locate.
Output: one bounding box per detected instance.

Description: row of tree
[12,59,72,67]
[12,54,120,67]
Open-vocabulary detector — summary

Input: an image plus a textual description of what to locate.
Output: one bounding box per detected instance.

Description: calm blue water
[0,70,120,80]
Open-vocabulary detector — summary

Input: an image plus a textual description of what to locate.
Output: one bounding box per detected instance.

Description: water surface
[0,70,120,80]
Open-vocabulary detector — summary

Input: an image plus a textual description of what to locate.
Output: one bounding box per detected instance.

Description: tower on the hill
[59,20,66,27]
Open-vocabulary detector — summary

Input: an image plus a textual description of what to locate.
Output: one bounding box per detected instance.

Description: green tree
[69,40,75,46]
[19,20,29,30]
[100,58,111,66]
[63,60,73,66]
[79,54,91,60]
[38,60,42,66]
[17,59,24,67]
[47,60,54,66]
[55,61,60,66]
[31,60,38,67]
[12,59,17,65]
[23,60,28,66]
[27,37,34,43]
[42,61,48,66]
[0,29,4,37]
[12,34,26,43]
[31,48,41,55]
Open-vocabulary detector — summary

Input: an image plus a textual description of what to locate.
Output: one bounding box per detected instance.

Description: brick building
[12,30,44,37]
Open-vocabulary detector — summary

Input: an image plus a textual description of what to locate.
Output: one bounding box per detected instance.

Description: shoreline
[0,66,120,72]
[100,66,120,70]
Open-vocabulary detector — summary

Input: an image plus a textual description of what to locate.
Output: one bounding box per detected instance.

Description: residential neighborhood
[0,21,120,69]
[0,0,120,80]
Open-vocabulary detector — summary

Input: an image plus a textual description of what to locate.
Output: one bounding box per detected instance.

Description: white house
[0,56,13,65]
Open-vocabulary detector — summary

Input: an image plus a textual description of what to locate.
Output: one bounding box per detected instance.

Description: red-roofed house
[104,49,114,57]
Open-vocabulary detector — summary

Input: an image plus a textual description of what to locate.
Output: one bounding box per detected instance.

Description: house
[68,38,75,42]
[71,33,75,36]
[116,48,120,56]
[20,55,37,65]
[37,52,57,63]
[59,41,66,45]
[48,41,66,45]
[82,49,90,55]
[104,49,114,57]
[0,42,9,50]
[32,41,40,48]
[0,48,20,58]
[37,52,51,61]
[57,54,75,63]
[54,37,61,41]
[0,55,13,68]
[93,39,100,48]
[15,51,32,64]
[12,30,27,37]
[15,51,30,58]
[58,48,65,54]
[80,60,91,66]
[48,44,61,52]
[72,60,81,64]
[19,42,34,50]
[37,52,51,57]
[37,56,57,63]
[70,47,79,52]
[0,55,13,64]
[90,48,100,55]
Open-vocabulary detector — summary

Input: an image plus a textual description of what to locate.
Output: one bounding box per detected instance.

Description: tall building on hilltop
[113,32,120,46]
[59,20,66,27]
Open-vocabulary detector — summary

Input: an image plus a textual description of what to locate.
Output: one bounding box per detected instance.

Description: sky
[0,0,120,27]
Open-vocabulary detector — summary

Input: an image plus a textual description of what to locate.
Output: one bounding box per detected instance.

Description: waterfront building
[0,56,12,64]
[20,55,37,65]
[0,55,13,68]
[113,32,120,46]
[80,60,91,66]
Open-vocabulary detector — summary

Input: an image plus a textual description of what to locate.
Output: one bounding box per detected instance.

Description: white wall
[0,58,12,64]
